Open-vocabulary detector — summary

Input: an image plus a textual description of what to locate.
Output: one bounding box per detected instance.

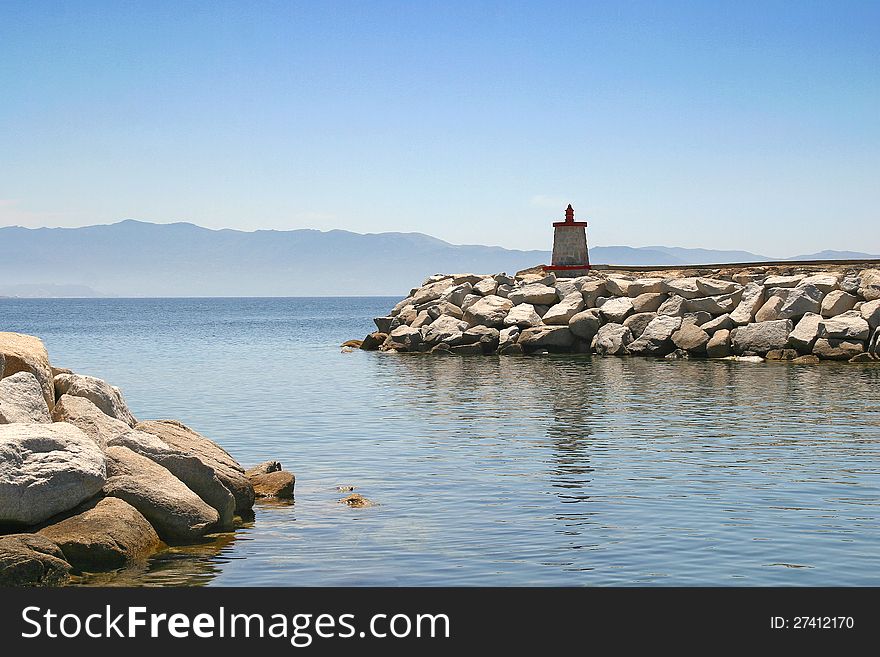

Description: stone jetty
[359,263,880,362]
[0,331,295,586]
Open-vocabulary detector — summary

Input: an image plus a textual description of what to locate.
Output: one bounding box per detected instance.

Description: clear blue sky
[1,1,877,256]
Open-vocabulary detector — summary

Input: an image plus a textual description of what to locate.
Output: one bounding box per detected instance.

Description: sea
[2,297,879,586]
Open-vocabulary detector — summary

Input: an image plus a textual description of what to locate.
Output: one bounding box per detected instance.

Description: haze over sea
[3,296,879,586]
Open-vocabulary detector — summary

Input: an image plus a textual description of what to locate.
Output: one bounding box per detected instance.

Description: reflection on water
[3,297,880,586]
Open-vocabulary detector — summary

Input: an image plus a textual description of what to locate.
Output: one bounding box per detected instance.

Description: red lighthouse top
[553,203,588,227]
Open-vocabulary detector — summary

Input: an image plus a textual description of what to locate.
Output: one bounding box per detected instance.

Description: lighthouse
[543,204,590,277]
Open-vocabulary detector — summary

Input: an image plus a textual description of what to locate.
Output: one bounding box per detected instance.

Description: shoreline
[0,332,295,586]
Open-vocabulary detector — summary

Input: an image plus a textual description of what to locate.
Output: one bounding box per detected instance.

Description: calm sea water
[2,297,879,586]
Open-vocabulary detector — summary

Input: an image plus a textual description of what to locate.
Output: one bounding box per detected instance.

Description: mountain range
[0,220,876,297]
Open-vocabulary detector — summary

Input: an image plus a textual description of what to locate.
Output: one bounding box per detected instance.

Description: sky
[0,1,877,256]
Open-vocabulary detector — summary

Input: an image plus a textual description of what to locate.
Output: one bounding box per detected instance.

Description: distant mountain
[0,283,105,298]
[788,250,880,261]
[0,221,876,297]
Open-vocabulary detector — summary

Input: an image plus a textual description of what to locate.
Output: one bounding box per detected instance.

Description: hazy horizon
[2,2,878,254]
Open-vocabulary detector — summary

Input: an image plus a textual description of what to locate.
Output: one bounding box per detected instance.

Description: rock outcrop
[0,334,277,586]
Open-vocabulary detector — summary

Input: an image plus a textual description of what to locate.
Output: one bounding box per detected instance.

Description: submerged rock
[251,471,295,499]
[0,534,71,587]
[38,497,161,572]
[340,493,374,508]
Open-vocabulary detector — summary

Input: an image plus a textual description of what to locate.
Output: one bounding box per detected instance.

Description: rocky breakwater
[359,265,880,363]
[0,331,295,586]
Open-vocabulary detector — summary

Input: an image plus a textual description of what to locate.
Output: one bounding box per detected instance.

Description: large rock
[504,303,542,329]
[38,497,161,572]
[411,279,453,306]
[813,338,865,361]
[473,278,498,296]
[706,329,732,358]
[136,420,254,514]
[360,331,387,351]
[696,278,742,296]
[595,324,633,356]
[423,315,469,344]
[51,394,131,449]
[841,276,861,295]
[788,313,823,352]
[777,284,824,320]
[518,326,575,353]
[578,280,607,307]
[384,325,423,351]
[663,278,702,299]
[53,374,137,427]
[731,320,793,355]
[0,534,71,587]
[0,332,54,411]
[754,296,784,322]
[685,293,739,316]
[799,273,839,294]
[672,323,709,354]
[426,301,464,320]
[818,311,871,341]
[626,315,682,356]
[0,371,51,424]
[764,274,804,288]
[498,326,520,349]
[568,309,601,341]
[463,295,514,328]
[657,295,687,317]
[250,471,295,499]
[604,277,632,296]
[627,278,666,296]
[542,293,585,325]
[508,284,559,306]
[623,312,656,340]
[439,282,473,307]
[861,299,880,331]
[700,313,734,334]
[0,423,106,526]
[858,269,880,301]
[869,328,880,358]
[729,283,765,326]
[104,446,219,543]
[821,290,858,317]
[599,297,634,324]
[631,292,667,313]
[460,294,483,310]
[373,316,400,333]
[459,326,500,353]
[107,429,236,529]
